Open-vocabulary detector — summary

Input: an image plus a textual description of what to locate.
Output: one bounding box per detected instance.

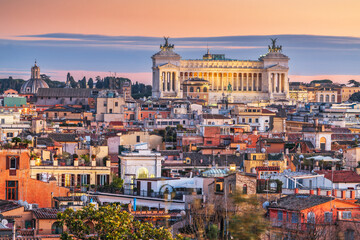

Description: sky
[1,0,360,84]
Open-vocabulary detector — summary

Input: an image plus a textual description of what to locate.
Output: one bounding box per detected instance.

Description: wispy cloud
[1,33,360,82]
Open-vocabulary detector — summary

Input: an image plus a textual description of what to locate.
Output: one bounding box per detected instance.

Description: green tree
[11,137,22,146]
[349,92,360,102]
[348,79,360,87]
[110,176,124,189]
[58,204,181,240]
[88,78,94,89]
[229,193,269,240]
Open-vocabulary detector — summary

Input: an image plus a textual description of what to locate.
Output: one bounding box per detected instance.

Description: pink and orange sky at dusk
[2,0,360,38]
[1,0,360,83]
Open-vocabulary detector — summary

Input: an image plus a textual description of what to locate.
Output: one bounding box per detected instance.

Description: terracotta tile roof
[32,208,59,219]
[0,200,21,213]
[315,170,360,183]
[202,114,231,120]
[48,133,77,142]
[269,194,333,211]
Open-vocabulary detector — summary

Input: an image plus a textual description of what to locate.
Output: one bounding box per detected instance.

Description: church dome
[20,61,49,94]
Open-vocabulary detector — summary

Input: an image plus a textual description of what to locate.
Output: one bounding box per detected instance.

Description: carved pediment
[158,63,179,69]
[266,64,289,71]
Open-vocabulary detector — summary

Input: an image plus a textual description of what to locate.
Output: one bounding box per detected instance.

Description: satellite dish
[261,148,266,153]
[339,149,343,153]
[262,201,270,209]
[1,219,8,227]
[26,135,33,141]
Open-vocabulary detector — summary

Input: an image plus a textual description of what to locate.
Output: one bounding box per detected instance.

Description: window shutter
[71,174,75,186]
[106,175,109,185]
[61,174,65,187]
[87,174,90,185]
[16,156,19,169]
[97,175,100,185]
[77,175,81,186]
[6,156,9,169]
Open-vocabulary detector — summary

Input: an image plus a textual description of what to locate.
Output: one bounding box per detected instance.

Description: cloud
[1,33,360,81]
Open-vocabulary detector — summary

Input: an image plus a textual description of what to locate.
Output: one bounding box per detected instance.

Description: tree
[228,193,269,240]
[349,92,360,102]
[88,78,94,89]
[348,79,360,87]
[11,137,22,146]
[58,204,182,240]
[110,176,124,189]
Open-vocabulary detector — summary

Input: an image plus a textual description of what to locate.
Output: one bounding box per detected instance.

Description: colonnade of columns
[161,71,177,92]
[180,72,263,92]
[268,73,286,93]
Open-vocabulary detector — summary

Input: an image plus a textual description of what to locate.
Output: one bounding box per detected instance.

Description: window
[7,133,13,138]
[243,184,247,194]
[1,119,4,124]
[115,102,118,107]
[278,211,283,221]
[51,222,63,234]
[109,109,113,113]
[343,211,352,219]
[206,141,212,144]
[255,118,259,123]
[190,87,194,92]
[291,213,299,223]
[70,97,73,101]
[64,113,67,116]
[136,136,140,143]
[252,155,256,160]
[307,212,315,224]
[324,212,332,223]
[6,181,18,200]
[97,175,109,185]
[345,229,355,240]
[249,118,252,123]
[10,157,16,169]
[242,118,245,123]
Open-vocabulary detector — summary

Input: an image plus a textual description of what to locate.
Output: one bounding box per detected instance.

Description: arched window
[189,87,194,92]
[320,94,324,102]
[243,184,247,194]
[137,167,149,178]
[196,87,200,92]
[203,87,207,92]
[331,95,335,102]
[307,212,315,224]
[326,95,330,102]
[51,222,63,234]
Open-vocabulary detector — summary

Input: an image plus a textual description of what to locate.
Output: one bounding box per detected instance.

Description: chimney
[326,190,331,197]
[317,188,321,195]
[332,189,337,197]
[309,189,314,195]
[350,190,355,199]
[294,188,299,194]
[341,190,346,199]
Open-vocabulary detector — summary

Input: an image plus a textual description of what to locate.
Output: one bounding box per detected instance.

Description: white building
[152,38,290,104]
[119,143,163,189]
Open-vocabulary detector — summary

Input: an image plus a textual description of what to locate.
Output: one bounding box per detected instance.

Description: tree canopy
[349,92,360,102]
[57,204,181,240]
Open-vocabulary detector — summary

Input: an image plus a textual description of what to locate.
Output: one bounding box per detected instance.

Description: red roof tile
[315,170,360,183]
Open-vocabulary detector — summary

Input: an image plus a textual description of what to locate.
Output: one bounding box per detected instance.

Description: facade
[182,78,210,104]
[152,38,290,104]
[341,87,360,102]
[95,90,126,122]
[119,143,163,190]
[20,62,49,94]
[0,149,69,208]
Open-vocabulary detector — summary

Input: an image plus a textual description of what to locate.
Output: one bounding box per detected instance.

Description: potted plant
[73,154,79,160]
[53,154,58,161]
[103,156,109,166]
[91,154,96,160]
